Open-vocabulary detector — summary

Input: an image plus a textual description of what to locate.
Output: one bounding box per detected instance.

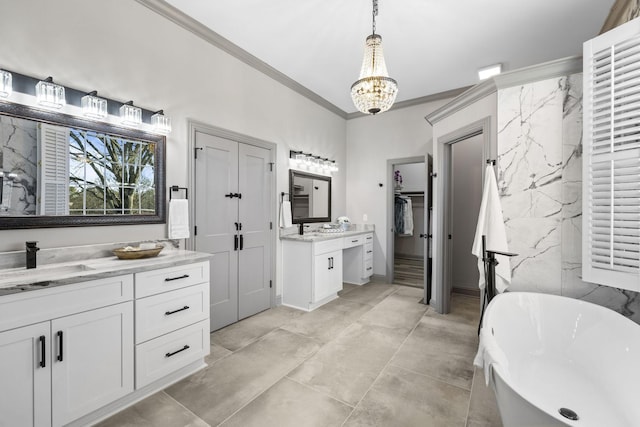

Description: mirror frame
[0,101,165,229]
[289,169,331,224]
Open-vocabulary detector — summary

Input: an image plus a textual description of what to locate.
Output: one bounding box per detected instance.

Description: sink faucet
[25,241,39,269]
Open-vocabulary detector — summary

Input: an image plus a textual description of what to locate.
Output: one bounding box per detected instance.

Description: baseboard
[394,253,424,261]
[370,274,387,283]
[452,287,480,297]
[275,294,282,306]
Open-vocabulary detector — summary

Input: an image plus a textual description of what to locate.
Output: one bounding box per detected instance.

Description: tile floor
[97,283,502,427]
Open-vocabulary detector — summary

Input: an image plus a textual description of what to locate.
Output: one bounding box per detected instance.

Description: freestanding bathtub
[475,292,640,427]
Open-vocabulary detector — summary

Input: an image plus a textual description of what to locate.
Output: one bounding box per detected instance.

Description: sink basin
[0,263,95,287]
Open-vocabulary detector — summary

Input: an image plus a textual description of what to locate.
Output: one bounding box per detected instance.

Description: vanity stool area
[0,244,211,427]
[281,227,374,311]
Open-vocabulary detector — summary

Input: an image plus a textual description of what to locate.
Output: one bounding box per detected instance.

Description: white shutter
[583,18,640,291]
[37,123,70,215]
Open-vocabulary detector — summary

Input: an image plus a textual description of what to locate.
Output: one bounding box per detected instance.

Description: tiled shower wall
[497,74,640,323]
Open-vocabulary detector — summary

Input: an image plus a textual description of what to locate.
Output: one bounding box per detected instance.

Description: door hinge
[269,280,272,288]
[270,221,273,230]
[194,225,197,236]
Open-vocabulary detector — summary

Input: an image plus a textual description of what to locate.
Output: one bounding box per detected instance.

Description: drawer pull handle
[165,274,189,282]
[165,305,190,316]
[366,237,372,240]
[39,335,46,368]
[165,345,190,358]
[57,331,63,362]
[367,250,373,254]
[352,240,358,243]
[366,267,372,271]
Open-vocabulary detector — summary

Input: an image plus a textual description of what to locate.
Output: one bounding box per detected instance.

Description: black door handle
[238,222,242,231]
[234,235,239,251]
[165,305,190,316]
[165,345,190,358]
[57,331,63,362]
[225,193,235,198]
[39,335,46,368]
[234,222,239,231]
[328,257,331,270]
[239,234,244,250]
[235,193,242,199]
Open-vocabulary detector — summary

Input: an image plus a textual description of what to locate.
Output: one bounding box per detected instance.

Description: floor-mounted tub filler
[475,292,640,427]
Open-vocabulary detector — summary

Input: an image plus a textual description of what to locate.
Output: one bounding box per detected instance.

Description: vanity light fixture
[119,101,142,126]
[478,63,502,80]
[289,150,338,173]
[0,70,12,98]
[35,77,66,109]
[351,0,398,115]
[151,110,172,134]
[81,91,108,119]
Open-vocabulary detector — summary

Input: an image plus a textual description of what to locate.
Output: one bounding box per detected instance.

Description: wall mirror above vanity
[0,102,165,229]
[289,169,331,223]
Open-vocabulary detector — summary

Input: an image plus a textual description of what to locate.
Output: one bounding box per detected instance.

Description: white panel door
[313,250,342,302]
[195,132,239,331]
[238,143,272,320]
[0,322,51,427]
[51,302,133,426]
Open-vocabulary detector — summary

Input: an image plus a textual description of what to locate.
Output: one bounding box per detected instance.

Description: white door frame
[432,117,491,314]
[187,120,278,307]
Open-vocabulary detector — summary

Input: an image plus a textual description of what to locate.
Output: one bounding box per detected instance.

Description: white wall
[394,163,426,192]
[0,0,346,297]
[346,100,451,276]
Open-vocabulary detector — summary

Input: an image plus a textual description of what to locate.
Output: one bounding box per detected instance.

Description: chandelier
[351,0,398,115]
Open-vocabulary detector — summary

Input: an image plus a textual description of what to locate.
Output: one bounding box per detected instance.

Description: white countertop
[281,226,374,242]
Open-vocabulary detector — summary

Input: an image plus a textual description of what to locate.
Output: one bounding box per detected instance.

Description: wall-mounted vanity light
[289,150,339,174]
[0,70,11,98]
[119,101,142,126]
[81,91,108,119]
[35,77,66,109]
[151,110,172,134]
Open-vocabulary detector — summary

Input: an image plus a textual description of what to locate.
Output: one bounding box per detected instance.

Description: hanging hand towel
[471,165,511,293]
[168,199,190,239]
[280,200,293,228]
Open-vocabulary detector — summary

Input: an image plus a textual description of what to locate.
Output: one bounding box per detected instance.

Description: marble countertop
[281,227,374,242]
[0,250,212,297]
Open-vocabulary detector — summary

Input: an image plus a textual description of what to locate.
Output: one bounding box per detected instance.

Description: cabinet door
[51,302,133,426]
[0,322,51,427]
[313,250,343,302]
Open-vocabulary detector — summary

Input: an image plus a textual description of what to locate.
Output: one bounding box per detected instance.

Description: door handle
[234,235,239,251]
[330,257,334,269]
[235,193,242,199]
[225,193,235,198]
[235,222,239,231]
[39,335,46,368]
[57,331,63,362]
[239,234,244,250]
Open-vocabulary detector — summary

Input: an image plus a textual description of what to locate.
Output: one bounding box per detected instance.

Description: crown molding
[135,0,347,119]
[425,55,582,125]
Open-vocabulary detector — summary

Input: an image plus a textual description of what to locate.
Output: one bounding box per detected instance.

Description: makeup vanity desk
[281,226,374,311]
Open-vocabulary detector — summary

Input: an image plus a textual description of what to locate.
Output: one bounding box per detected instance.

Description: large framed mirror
[0,101,165,229]
[289,169,331,223]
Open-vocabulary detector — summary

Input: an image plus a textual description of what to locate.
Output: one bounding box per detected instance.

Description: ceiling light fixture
[351,0,398,115]
[81,91,108,119]
[0,70,12,98]
[36,77,66,109]
[478,64,502,80]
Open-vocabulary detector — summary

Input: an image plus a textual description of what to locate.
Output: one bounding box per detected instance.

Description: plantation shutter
[583,18,640,292]
[37,123,70,215]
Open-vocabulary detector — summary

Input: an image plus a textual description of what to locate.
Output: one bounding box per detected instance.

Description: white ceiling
[164,0,614,115]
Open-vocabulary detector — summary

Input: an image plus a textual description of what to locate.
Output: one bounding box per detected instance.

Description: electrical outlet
[363,214,368,222]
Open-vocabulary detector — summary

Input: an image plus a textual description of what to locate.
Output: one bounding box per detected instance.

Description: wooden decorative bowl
[112,245,163,260]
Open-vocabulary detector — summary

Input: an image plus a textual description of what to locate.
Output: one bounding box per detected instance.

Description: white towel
[280,201,293,228]
[474,326,509,386]
[471,165,511,294]
[168,199,190,239]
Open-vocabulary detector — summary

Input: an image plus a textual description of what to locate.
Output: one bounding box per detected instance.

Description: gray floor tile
[358,292,428,334]
[391,315,478,390]
[392,284,426,299]
[94,392,208,427]
[288,322,407,406]
[344,365,469,427]
[466,368,503,427]
[166,328,320,426]
[205,341,233,365]
[281,299,372,343]
[338,283,397,306]
[338,282,359,297]
[211,305,304,351]
[426,293,481,327]
[220,377,352,427]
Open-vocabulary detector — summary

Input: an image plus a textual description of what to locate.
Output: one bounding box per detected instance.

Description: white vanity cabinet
[343,233,374,285]
[0,275,134,427]
[283,238,344,311]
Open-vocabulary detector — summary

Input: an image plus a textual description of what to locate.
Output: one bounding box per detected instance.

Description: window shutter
[37,123,70,215]
[583,18,640,291]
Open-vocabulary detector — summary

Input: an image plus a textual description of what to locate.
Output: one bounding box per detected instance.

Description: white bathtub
[476,292,640,427]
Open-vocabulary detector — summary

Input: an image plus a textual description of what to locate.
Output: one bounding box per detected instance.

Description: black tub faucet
[26,241,39,269]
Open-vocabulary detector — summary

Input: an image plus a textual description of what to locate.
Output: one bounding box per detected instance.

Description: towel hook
[170,185,188,200]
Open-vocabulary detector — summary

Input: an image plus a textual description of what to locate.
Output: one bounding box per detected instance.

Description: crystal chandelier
[351,0,398,115]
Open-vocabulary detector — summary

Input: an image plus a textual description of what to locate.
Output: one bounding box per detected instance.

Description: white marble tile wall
[497,74,640,323]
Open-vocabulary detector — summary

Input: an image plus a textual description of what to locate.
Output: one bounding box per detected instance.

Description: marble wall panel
[0,116,37,215]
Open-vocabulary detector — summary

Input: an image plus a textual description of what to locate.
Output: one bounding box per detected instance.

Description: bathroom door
[194,131,272,331]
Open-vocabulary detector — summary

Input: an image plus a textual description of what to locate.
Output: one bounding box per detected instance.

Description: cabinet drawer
[343,236,363,249]
[135,320,209,389]
[136,283,209,344]
[135,262,209,298]
[364,245,374,260]
[313,238,343,255]
[364,258,373,277]
[364,233,374,243]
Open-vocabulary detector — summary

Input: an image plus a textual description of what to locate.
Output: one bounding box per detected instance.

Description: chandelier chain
[372,0,378,34]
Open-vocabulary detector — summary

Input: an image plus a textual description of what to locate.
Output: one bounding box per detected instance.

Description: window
[583,18,640,292]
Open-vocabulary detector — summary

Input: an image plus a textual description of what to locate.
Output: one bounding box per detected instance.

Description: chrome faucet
[25,241,39,269]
